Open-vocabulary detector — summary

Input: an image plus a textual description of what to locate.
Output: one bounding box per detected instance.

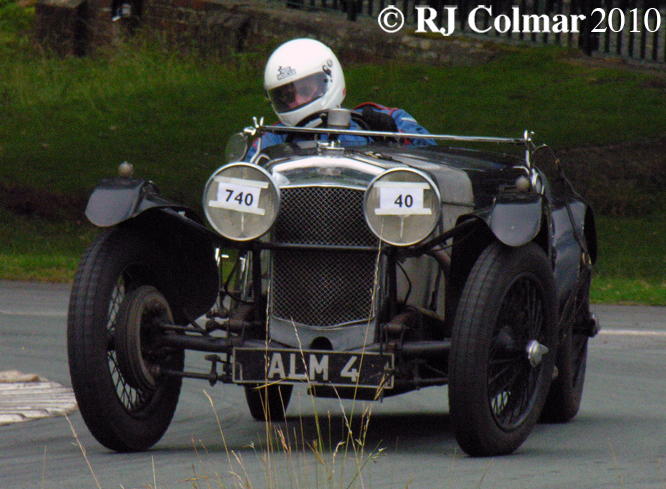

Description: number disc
[363,168,441,246]
[203,163,280,241]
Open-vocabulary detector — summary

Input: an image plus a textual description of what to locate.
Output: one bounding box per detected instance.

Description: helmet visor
[268,72,328,114]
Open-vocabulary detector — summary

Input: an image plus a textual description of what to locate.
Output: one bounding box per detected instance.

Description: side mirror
[225,132,249,163]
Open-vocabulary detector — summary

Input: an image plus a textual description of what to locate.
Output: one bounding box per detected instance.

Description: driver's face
[286,76,322,109]
[269,72,328,113]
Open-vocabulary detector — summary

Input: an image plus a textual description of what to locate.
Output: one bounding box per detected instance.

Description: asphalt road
[1,280,665,489]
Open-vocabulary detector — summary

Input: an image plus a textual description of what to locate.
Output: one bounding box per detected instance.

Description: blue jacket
[244,103,435,161]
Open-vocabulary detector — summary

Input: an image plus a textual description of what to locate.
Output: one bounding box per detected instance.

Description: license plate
[232,348,394,389]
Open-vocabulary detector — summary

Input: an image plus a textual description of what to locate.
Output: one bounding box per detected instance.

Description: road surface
[1,280,665,488]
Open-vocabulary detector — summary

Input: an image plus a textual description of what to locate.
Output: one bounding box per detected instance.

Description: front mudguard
[85,177,193,227]
[478,192,544,248]
[423,193,548,333]
[85,177,222,320]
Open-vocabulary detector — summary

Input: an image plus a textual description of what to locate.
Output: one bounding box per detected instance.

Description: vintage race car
[67,108,599,457]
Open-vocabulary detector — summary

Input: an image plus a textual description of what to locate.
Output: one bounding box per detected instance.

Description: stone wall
[198,2,496,65]
[150,1,496,65]
[35,0,496,66]
[35,0,87,56]
[35,0,114,55]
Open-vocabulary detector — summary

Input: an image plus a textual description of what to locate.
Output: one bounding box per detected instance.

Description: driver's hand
[362,107,398,133]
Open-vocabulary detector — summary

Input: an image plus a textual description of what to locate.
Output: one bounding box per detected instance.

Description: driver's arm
[243,131,286,162]
[355,103,436,147]
[388,108,436,147]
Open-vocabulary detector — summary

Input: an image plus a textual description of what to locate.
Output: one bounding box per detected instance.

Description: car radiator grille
[272,187,379,327]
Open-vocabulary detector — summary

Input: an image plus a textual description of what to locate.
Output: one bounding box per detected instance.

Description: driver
[244,38,435,161]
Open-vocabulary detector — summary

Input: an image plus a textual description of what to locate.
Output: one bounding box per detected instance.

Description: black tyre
[229,304,294,422]
[449,242,557,457]
[540,265,591,423]
[244,383,293,422]
[67,228,184,452]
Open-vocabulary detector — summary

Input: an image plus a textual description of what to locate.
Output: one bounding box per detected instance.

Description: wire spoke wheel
[107,276,151,411]
[449,242,556,457]
[488,277,547,430]
[68,229,184,452]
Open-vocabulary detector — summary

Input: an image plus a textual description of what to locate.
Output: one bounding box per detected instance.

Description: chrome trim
[254,121,532,146]
[269,155,389,190]
[248,119,540,192]
[268,316,380,351]
[202,162,280,241]
[363,167,442,247]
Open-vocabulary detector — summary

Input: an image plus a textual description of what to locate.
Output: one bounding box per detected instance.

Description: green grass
[592,213,666,305]
[0,208,97,282]
[2,32,666,210]
[346,46,666,149]
[0,38,263,207]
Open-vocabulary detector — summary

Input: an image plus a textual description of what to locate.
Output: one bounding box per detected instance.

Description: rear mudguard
[85,177,222,320]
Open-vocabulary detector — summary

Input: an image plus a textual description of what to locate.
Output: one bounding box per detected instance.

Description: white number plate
[375,182,431,216]
[208,176,268,215]
[232,348,394,389]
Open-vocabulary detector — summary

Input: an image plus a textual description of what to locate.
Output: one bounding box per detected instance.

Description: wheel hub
[116,286,173,391]
[526,340,549,367]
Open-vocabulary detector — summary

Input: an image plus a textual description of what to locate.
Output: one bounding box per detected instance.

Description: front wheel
[67,228,184,452]
[448,242,557,457]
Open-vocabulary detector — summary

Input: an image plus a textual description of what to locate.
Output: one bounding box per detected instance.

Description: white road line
[0,309,67,318]
[599,329,666,337]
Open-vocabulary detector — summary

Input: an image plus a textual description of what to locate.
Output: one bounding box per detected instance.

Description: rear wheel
[449,242,557,457]
[67,228,184,452]
[540,262,592,423]
[230,304,294,421]
[244,383,293,422]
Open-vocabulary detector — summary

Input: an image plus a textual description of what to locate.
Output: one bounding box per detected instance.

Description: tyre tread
[67,228,182,452]
[449,242,556,457]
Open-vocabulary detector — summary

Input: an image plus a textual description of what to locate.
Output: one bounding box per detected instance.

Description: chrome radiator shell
[265,156,387,350]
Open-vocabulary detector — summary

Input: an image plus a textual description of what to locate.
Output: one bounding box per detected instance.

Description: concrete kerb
[0,371,78,426]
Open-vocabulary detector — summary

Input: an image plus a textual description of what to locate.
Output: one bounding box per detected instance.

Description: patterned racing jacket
[244,103,435,161]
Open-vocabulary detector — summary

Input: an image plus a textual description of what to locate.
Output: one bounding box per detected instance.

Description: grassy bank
[592,213,666,305]
[2,6,666,304]
[0,208,96,282]
[3,32,666,210]
[5,209,664,305]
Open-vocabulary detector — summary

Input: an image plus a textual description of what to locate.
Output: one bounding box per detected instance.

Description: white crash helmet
[264,38,346,127]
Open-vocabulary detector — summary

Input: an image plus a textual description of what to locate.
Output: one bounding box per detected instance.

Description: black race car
[68,108,598,457]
